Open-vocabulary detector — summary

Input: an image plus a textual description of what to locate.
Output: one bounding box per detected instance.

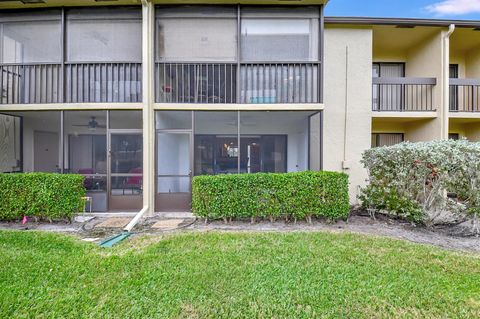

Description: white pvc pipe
[124,206,149,232]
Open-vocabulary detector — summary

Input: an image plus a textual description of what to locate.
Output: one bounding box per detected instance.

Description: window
[156,7,237,62]
[449,133,460,140]
[157,19,236,62]
[240,112,311,173]
[66,7,141,62]
[450,64,459,111]
[371,133,404,148]
[241,19,318,62]
[240,7,319,62]
[6,111,61,173]
[64,111,107,176]
[0,11,62,63]
[63,111,107,210]
[156,111,192,130]
[194,111,238,175]
[193,111,316,175]
[110,111,142,129]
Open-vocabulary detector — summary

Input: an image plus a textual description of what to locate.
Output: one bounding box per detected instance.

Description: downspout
[124,206,149,232]
[120,0,152,233]
[442,24,455,139]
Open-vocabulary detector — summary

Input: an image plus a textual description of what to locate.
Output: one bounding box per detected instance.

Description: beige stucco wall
[451,41,479,79]
[373,51,407,63]
[449,121,468,138]
[450,120,480,141]
[324,27,372,204]
[450,36,480,139]
[451,55,467,78]
[465,123,480,141]
[466,46,480,78]
[372,118,445,143]
[405,31,445,141]
[403,119,439,142]
[372,120,406,133]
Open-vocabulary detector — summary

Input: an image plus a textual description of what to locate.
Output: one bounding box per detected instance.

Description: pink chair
[78,168,94,189]
[126,167,143,193]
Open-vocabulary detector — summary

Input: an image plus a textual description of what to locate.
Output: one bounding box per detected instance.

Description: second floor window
[156,7,237,62]
[240,7,319,62]
[66,7,142,63]
[0,11,61,64]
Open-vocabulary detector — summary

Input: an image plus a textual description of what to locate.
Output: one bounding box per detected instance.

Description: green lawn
[0,231,479,318]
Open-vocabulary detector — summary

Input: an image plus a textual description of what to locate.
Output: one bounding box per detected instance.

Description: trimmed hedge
[0,173,85,221]
[192,171,349,221]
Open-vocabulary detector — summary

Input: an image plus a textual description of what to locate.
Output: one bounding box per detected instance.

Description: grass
[0,231,479,318]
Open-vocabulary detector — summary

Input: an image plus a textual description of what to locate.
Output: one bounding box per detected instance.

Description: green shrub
[360,140,480,225]
[0,173,85,221]
[192,171,349,221]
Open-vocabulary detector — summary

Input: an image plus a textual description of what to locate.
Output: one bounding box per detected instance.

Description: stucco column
[142,0,155,216]
[442,25,455,140]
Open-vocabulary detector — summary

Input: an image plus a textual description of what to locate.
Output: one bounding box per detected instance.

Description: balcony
[0,63,142,104]
[154,62,321,104]
[449,78,480,112]
[372,77,437,112]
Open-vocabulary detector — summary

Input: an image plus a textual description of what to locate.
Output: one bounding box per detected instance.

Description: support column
[442,24,455,140]
[142,0,155,216]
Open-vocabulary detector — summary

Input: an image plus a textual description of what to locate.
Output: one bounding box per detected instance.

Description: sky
[325,0,480,20]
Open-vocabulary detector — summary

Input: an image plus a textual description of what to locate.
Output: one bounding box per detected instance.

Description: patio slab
[94,218,132,229]
[151,219,185,230]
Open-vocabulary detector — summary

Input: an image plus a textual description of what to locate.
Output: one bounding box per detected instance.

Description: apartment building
[0,0,478,214]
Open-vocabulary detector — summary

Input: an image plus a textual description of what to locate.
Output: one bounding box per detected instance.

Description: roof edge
[325,16,480,28]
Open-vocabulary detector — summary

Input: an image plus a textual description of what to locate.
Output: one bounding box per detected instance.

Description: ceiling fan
[73,116,106,130]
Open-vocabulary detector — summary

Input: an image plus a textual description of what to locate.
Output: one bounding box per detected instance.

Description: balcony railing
[0,63,62,104]
[1,61,321,105]
[0,62,142,104]
[372,77,436,112]
[449,78,480,112]
[239,63,320,104]
[155,62,321,104]
[155,63,236,103]
[66,63,142,103]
